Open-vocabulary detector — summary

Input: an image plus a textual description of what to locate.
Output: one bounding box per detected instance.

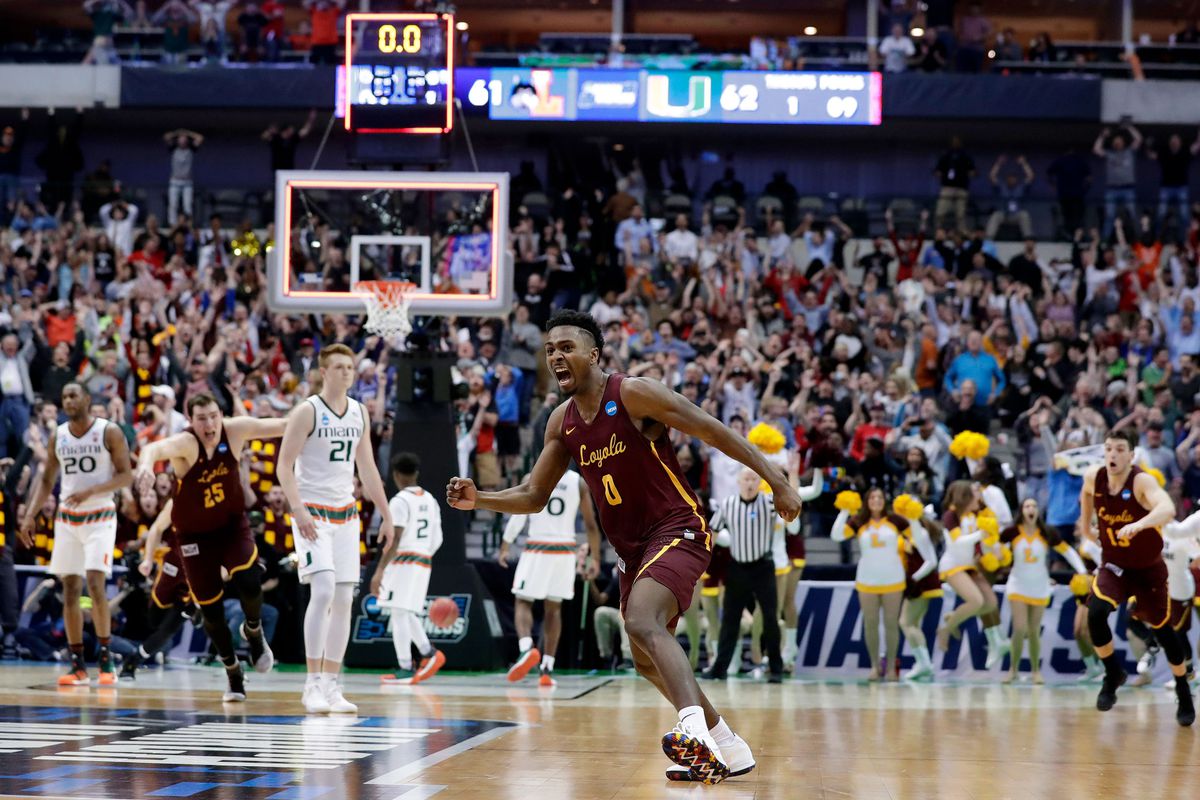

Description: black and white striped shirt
[710,493,777,563]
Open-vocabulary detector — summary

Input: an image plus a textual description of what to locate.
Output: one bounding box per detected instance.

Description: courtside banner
[793,580,1199,683]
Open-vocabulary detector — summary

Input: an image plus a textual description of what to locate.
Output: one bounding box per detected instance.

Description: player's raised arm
[18,429,59,547]
[353,405,394,551]
[620,377,804,521]
[225,415,289,448]
[448,404,572,515]
[276,401,317,541]
[1121,471,1176,539]
[135,434,195,491]
[65,424,134,508]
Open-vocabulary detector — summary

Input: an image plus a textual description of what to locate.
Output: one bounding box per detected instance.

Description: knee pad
[1086,595,1115,648]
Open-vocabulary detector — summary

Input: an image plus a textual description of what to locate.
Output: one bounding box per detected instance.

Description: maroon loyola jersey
[561,373,709,562]
[1094,465,1164,570]
[171,428,247,537]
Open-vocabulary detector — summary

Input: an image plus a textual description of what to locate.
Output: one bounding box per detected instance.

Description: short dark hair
[186,393,220,417]
[544,310,604,353]
[391,452,421,477]
[1106,427,1138,450]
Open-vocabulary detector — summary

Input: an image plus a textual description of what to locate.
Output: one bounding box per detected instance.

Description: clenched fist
[447,477,477,511]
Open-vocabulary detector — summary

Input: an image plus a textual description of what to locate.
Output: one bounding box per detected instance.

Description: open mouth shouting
[553,363,573,391]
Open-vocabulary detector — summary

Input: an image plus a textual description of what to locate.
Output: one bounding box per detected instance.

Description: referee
[702,468,796,683]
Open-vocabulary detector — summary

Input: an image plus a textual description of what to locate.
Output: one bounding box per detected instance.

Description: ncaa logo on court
[605,401,617,416]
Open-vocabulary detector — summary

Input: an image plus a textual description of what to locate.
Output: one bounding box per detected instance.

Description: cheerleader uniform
[939,510,984,581]
[1163,536,1200,632]
[1001,524,1088,607]
[833,511,911,594]
[903,523,942,599]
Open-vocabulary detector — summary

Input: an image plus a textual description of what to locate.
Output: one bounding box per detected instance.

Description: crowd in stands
[1,106,1200,675]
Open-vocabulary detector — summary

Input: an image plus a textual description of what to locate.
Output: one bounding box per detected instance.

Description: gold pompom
[979,552,1000,572]
[999,545,1013,568]
[892,494,923,520]
[835,491,862,514]
[747,422,787,455]
[1069,573,1093,596]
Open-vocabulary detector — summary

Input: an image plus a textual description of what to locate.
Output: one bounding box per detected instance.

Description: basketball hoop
[354,281,417,344]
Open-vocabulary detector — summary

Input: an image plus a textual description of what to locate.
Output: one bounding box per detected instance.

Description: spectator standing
[261,0,286,60]
[1147,130,1200,234]
[955,3,992,73]
[993,27,1022,60]
[84,0,134,41]
[237,2,270,62]
[153,0,195,66]
[614,204,655,266]
[985,154,1035,240]
[192,0,234,60]
[915,28,948,72]
[0,334,35,459]
[944,331,1005,409]
[305,0,346,65]
[934,136,976,233]
[878,24,916,73]
[1047,145,1091,237]
[35,112,84,216]
[263,112,317,173]
[163,129,203,225]
[0,110,29,226]
[1093,122,1143,240]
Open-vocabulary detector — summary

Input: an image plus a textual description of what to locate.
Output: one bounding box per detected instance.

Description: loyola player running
[371,452,446,685]
[498,467,600,687]
[19,383,133,686]
[278,344,394,714]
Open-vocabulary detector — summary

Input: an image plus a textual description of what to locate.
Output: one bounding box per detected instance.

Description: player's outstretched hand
[138,558,154,578]
[447,477,477,511]
[16,514,34,549]
[295,507,319,541]
[497,540,510,568]
[773,480,804,523]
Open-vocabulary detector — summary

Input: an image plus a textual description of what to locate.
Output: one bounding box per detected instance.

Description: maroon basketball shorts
[176,516,258,606]
[618,528,712,630]
[700,544,730,598]
[1092,559,1170,629]
[151,547,193,609]
[786,532,806,569]
[1169,597,1193,633]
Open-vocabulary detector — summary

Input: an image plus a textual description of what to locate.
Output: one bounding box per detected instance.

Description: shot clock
[343,13,455,134]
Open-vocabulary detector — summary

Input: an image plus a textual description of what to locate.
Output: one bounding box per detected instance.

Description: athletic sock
[1177,674,1191,692]
[678,705,707,735]
[710,716,735,746]
[541,655,555,672]
[399,658,414,671]
[1101,653,1123,677]
[222,656,239,670]
[305,673,321,687]
[518,636,533,653]
[244,619,263,637]
[320,671,338,687]
[983,627,998,648]
[915,646,931,669]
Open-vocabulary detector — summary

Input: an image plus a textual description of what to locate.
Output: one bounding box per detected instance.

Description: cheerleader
[901,511,943,681]
[833,488,925,681]
[999,498,1088,684]
[935,480,994,652]
[1162,515,1200,680]
[1073,536,1106,681]
[974,458,1015,669]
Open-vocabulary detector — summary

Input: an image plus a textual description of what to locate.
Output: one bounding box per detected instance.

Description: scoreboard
[459,68,882,126]
[342,13,454,134]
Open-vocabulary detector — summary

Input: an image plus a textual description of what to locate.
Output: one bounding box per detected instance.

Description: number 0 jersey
[296,395,365,510]
[56,418,115,512]
[503,469,582,544]
[560,373,708,563]
[388,485,443,559]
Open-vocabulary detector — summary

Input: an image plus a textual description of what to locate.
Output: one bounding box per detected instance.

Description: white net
[355,281,416,344]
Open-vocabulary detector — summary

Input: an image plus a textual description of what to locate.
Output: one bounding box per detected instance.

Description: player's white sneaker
[904,662,934,681]
[303,681,331,714]
[661,720,728,785]
[666,733,754,781]
[324,679,358,714]
[985,639,1011,670]
[1081,657,1106,683]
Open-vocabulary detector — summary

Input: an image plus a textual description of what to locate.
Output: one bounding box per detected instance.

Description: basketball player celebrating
[18,383,133,686]
[448,311,803,784]
[277,344,395,714]
[123,498,194,680]
[498,467,601,687]
[371,452,447,685]
[1079,428,1194,725]
[136,395,283,702]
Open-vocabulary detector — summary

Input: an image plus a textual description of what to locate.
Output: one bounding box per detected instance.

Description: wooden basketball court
[0,664,1195,799]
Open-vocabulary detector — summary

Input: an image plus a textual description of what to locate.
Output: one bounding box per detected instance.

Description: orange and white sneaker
[97,670,117,686]
[506,647,540,683]
[538,667,556,688]
[58,667,90,687]
[414,650,446,684]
